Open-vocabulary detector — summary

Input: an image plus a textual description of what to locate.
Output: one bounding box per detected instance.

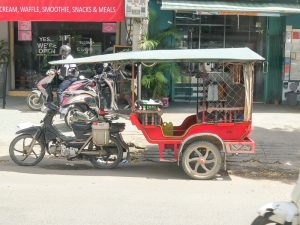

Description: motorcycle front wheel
[9,134,45,166]
[251,216,281,225]
[89,136,123,169]
[26,92,44,111]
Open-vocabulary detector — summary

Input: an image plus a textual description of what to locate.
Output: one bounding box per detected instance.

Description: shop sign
[0,0,124,22]
[102,23,116,33]
[125,0,148,18]
[36,36,94,56]
[18,31,32,41]
[18,21,32,41]
[37,36,58,55]
[76,38,93,55]
[18,21,32,30]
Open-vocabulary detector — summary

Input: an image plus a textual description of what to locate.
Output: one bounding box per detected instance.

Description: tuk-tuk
[50,47,264,180]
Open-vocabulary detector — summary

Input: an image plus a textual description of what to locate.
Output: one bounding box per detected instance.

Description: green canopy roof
[49,47,264,65]
[161,0,300,15]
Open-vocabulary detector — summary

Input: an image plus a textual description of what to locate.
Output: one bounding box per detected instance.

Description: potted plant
[0,40,9,108]
[141,63,179,107]
[0,40,9,63]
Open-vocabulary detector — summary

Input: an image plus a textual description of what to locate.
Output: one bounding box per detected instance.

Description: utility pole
[132,18,143,100]
[132,18,142,51]
[125,0,148,101]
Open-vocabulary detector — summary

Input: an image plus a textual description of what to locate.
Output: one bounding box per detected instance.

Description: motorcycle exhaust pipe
[80,151,100,155]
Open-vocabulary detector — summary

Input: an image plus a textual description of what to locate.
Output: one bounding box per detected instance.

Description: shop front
[281,15,300,105]
[14,22,119,90]
[0,0,124,92]
[158,0,300,104]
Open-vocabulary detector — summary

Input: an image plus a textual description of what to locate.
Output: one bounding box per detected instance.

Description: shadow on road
[0,155,230,181]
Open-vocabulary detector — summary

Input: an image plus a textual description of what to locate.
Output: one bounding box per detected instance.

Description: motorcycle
[9,105,129,168]
[61,64,118,128]
[26,87,46,111]
[251,174,300,225]
[26,69,92,111]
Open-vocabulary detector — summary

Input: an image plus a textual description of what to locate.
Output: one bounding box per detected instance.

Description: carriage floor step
[144,145,175,162]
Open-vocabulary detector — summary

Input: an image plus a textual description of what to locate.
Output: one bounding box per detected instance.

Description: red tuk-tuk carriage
[50,47,264,180]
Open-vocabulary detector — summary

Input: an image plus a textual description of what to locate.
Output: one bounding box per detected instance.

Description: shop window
[14,22,116,90]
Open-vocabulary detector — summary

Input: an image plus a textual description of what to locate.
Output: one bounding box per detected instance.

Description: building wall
[0,22,8,41]
[286,15,300,29]
[0,22,9,94]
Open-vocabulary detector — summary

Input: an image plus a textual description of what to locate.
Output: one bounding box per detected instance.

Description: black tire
[26,92,44,111]
[181,141,222,180]
[251,216,279,225]
[9,134,45,166]
[89,136,123,169]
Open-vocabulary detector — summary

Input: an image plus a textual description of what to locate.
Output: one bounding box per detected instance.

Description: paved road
[0,158,295,225]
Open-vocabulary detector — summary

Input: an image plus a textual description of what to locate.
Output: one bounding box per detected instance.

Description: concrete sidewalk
[1,96,300,177]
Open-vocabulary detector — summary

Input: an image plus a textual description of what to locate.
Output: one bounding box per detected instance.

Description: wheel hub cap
[198,157,205,165]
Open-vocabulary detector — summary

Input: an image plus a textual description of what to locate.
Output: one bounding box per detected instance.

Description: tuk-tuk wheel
[181,141,222,180]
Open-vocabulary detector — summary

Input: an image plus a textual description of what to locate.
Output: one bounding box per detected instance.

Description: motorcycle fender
[257,201,298,225]
[16,126,43,140]
[32,90,41,96]
[62,94,95,107]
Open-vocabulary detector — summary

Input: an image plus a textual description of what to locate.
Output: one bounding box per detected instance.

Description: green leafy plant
[140,10,179,99]
[142,63,179,98]
[0,40,9,63]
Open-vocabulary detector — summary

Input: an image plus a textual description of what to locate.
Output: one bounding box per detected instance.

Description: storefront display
[282,25,300,104]
[14,22,117,90]
[174,13,265,102]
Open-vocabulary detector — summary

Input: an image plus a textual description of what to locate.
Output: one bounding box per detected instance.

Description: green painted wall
[264,17,285,104]
[286,15,300,28]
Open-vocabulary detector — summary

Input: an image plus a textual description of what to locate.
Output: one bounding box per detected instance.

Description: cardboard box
[286,25,293,31]
[292,43,300,52]
[286,31,292,43]
[285,43,292,51]
[289,62,300,80]
[291,52,296,60]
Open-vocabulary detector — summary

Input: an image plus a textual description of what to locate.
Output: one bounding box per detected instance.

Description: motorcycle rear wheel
[9,134,45,166]
[64,106,82,129]
[251,216,280,225]
[26,92,44,111]
[64,105,97,129]
[89,136,123,169]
